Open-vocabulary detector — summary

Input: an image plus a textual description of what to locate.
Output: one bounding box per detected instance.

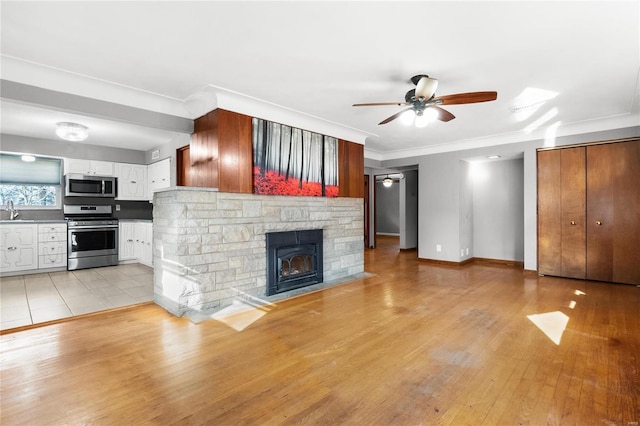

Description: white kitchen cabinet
[115,163,147,200]
[147,158,171,201]
[0,223,38,273]
[38,223,67,269]
[64,158,114,176]
[134,222,153,267]
[118,221,137,261]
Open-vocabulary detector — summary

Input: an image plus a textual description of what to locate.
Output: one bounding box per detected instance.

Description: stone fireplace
[152,188,364,318]
[266,229,323,296]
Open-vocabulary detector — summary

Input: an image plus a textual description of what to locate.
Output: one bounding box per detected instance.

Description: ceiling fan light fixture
[400,109,416,125]
[415,112,430,128]
[56,122,88,141]
[382,175,393,187]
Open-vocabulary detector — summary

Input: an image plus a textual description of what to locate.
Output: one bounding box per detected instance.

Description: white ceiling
[1,1,639,161]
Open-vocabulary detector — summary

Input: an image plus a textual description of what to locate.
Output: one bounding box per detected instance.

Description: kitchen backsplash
[0,198,153,221]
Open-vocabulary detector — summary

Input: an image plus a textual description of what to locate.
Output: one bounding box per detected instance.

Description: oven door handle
[68,224,119,230]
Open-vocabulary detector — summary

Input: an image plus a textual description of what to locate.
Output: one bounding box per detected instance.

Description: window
[0,154,62,208]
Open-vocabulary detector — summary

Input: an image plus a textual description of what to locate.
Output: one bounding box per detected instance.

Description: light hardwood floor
[1,236,638,425]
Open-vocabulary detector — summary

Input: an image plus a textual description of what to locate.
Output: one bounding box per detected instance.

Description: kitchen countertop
[0,220,67,224]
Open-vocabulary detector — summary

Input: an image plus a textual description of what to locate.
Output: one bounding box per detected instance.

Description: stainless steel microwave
[65,174,117,198]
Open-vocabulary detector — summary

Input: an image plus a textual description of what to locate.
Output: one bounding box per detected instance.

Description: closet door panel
[560,147,586,279]
[537,149,562,276]
[587,140,640,284]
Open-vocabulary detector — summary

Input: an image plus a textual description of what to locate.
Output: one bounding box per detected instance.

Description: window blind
[0,154,62,185]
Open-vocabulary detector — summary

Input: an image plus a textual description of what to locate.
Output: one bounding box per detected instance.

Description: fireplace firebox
[266,229,323,296]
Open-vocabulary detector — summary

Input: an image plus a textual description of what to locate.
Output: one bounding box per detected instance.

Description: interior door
[586,140,640,284]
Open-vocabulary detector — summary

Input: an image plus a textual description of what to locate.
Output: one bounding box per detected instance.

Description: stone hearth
[152,188,364,317]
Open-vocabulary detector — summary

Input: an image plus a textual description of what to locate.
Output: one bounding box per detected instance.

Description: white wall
[471,159,524,261]
[376,180,399,234]
[459,160,473,261]
[400,170,418,250]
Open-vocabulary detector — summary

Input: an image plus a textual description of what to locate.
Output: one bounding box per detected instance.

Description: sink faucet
[6,200,19,220]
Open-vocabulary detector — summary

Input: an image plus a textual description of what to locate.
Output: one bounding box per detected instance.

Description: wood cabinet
[0,223,38,273]
[115,163,147,200]
[38,223,67,269]
[64,159,114,176]
[537,138,640,284]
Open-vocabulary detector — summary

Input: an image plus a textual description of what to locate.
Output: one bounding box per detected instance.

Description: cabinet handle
[7,246,17,251]
[596,220,602,226]
[570,221,577,225]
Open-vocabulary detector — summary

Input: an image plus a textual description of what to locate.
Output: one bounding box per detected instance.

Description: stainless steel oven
[64,205,119,270]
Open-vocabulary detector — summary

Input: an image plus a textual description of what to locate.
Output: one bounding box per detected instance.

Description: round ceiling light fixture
[56,122,89,141]
[382,175,393,187]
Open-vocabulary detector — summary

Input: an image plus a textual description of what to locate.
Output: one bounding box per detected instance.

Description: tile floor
[1,263,153,331]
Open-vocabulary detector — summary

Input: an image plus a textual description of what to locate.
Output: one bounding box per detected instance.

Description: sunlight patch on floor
[210,300,270,331]
[527,311,569,345]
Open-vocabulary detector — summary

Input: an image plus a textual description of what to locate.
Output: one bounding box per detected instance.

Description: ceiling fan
[353,74,497,126]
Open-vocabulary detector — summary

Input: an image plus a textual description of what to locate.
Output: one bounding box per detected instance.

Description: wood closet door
[537,147,586,278]
[586,140,640,284]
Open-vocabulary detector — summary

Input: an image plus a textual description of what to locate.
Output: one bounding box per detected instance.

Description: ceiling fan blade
[429,105,455,122]
[379,108,413,125]
[353,101,407,107]
[415,76,438,100]
[433,91,497,105]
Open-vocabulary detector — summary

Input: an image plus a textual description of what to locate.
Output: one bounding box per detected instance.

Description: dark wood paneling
[190,110,219,188]
[587,140,640,284]
[338,140,364,198]
[217,109,253,194]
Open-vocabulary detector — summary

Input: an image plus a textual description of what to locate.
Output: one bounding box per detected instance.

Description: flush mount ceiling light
[21,155,36,162]
[56,122,88,141]
[382,175,393,187]
[487,155,501,159]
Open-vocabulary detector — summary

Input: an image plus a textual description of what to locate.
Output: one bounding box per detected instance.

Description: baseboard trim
[418,257,525,268]
[399,247,417,252]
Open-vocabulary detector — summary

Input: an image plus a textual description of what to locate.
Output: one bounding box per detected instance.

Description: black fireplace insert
[266,229,323,296]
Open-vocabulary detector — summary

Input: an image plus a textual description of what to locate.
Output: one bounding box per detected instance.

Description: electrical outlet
[115,204,121,211]
[436,244,442,252]
[461,249,465,257]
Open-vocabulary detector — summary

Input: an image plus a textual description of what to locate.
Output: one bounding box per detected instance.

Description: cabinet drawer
[38,232,66,243]
[39,253,67,268]
[38,224,67,234]
[39,242,67,256]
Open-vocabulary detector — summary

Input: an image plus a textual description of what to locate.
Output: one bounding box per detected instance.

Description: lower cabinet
[119,222,136,261]
[38,224,67,269]
[0,224,38,273]
[120,221,153,267]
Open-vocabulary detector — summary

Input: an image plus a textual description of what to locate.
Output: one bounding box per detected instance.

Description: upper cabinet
[64,159,114,176]
[115,163,147,200]
[148,158,171,201]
